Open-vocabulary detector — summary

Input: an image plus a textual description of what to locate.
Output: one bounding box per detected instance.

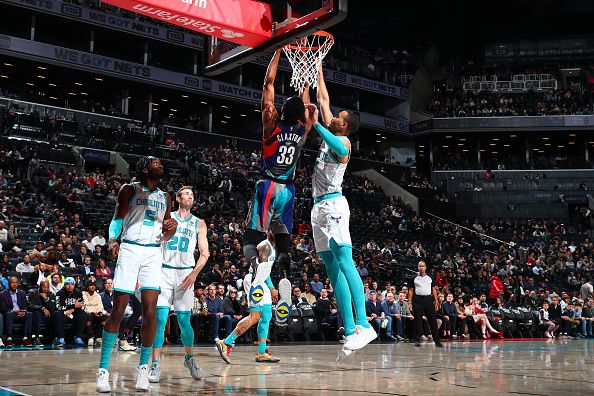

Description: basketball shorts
[248,284,272,311]
[311,195,352,253]
[156,265,194,312]
[113,242,162,294]
[245,179,295,234]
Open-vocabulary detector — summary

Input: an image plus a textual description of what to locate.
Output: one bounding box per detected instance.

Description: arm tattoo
[258,241,272,263]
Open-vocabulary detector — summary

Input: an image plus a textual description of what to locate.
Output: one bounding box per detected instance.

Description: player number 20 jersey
[260,121,306,183]
[121,182,168,245]
[163,213,199,268]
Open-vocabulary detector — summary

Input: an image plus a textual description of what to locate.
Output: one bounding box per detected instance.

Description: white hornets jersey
[312,137,349,198]
[121,182,168,246]
[163,213,199,269]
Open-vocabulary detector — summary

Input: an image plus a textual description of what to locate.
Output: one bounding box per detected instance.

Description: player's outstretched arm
[300,83,314,135]
[162,193,177,241]
[262,49,282,138]
[182,219,210,289]
[307,105,349,161]
[316,65,333,127]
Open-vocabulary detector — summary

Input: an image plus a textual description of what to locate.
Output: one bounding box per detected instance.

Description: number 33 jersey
[121,182,169,246]
[260,121,306,183]
[163,213,199,268]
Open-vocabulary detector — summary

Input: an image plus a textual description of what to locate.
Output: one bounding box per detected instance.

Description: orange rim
[284,31,334,51]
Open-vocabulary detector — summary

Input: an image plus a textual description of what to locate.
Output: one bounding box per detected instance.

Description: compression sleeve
[265,276,274,290]
[313,123,349,157]
[109,217,123,240]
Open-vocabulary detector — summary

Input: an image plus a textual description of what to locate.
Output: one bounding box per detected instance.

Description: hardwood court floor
[1,339,593,395]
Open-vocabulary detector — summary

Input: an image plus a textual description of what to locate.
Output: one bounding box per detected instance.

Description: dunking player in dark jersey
[244,49,312,315]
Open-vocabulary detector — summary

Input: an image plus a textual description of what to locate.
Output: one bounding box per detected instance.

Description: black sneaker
[414,340,421,347]
[34,337,44,346]
[387,335,397,342]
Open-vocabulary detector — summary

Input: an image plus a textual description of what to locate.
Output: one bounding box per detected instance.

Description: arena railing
[0,97,139,129]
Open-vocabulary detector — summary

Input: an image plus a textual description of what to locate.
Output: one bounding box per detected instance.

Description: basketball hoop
[282,31,334,93]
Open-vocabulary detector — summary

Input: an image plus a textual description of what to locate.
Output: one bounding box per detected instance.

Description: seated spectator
[0,221,7,242]
[217,284,226,300]
[205,284,232,341]
[310,273,323,297]
[7,236,24,253]
[29,242,47,260]
[49,273,63,294]
[27,279,56,345]
[83,282,108,346]
[91,230,106,249]
[313,289,338,326]
[223,287,244,331]
[6,224,18,242]
[0,276,33,347]
[190,284,209,342]
[470,298,502,339]
[77,256,95,276]
[441,293,458,339]
[291,287,308,306]
[382,292,408,342]
[58,251,75,268]
[302,284,317,305]
[95,259,111,281]
[15,254,34,273]
[100,279,113,314]
[91,245,107,262]
[52,277,85,347]
[30,262,51,286]
[365,290,383,338]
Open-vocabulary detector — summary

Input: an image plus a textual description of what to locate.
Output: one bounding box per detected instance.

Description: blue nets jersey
[260,120,306,183]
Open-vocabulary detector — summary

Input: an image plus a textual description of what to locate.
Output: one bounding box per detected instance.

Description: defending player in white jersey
[96,156,177,392]
[148,186,210,383]
[308,67,376,361]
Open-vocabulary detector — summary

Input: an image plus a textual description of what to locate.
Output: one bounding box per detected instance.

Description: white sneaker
[88,337,95,347]
[544,332,552,338]
[420,335,428,342]
[96,368,111,393]
[336,346,354,363]
[184,356,204,380]
[0,338,4,348]
[136,364,150,391]
[343,325,377,351]
[275,278,292,323]
[147,362,161,383]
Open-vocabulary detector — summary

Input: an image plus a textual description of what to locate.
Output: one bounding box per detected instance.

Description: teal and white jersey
[163,212,199,269]
[121,182,168,246]
[312,138,349,198]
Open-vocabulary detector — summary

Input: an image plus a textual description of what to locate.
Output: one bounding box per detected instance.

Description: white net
[282,32,334,93]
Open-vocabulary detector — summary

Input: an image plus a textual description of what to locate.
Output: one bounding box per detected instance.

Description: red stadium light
[101,0,273,47]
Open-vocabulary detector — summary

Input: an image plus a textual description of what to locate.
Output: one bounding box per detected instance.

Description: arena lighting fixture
[171,109,177,112]
[532,148,539,151]
[74,82,82,86]
[510,134,517,137]
[254,109,261,112]
[68,92,76,96]
[376,140,381,143]
[489,143,496,146]
[503,144,510,147]
[459,138,466,141]
[442,145,449,148]
[457,143,464,146]
[48,83,56,87]
[224,115,231,119]
[37,66,46,70]
[36,75,46,79]
[480,149,486,152]
[161,98,168,102]
[200,101,208,105]
[542,137,549,140]
[0,75,8,79]
[376,133,381,136]
[492,138,499,141]
[590,141,594,144]
[221,120,228,123]
[221,105,229,108]
[382,136,387,140]
[545,143,551,146]
[80,92,88,96]
[418,145,424,148]
[462,149,469,152]
[492,151,498,154]
[558,145,565,148]
[95,77,103,81]
[26,82,34,86]
[240,114,247,117]
[181,94,189,98]
[569,142,576,145]
[3,63,13,67]
[445,135,452,138]
[49,96,57,100]
[569,133,576,137]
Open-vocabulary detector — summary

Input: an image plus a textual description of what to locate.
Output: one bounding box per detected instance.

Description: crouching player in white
[96,156,177,392]
[216,233,291,363]
[310,69,376,361]
[148,186,209,383]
